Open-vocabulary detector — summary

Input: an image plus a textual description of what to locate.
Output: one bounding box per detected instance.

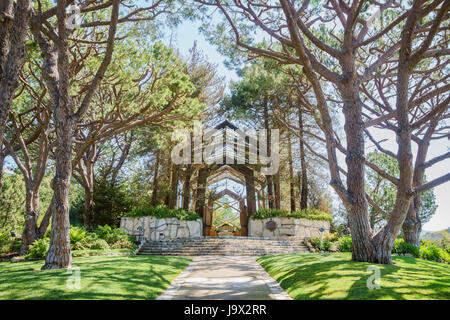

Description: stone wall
[120,216,203,241]
[248,217,330,238]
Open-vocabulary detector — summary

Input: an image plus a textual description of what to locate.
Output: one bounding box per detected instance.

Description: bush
[323,232,339,242]
[319,240,332,251]
[0,231,8,244]
[392,239,419,257]
[94,225,130,245]
[420,244,450,263]
[309,237,321,248]
[27,238,49,259]
[0,232,20,254]
[70,226,86,245]
[338,236,352,252]
[251,208,287,220]
[126,205,201,221]
[72,233,99,250]
[290,208,333,222]
[89,239,110,250]
[73,241,89,251]
[251,208,332,222]
[111,238,136,250]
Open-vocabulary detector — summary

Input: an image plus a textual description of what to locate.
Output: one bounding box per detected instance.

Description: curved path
[157,256,292,300]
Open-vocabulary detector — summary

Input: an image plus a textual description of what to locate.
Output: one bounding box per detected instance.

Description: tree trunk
[273,171,281,210]
[263,100,275,209]
[20,187,40,255]
[402,117,438,247]
[0,0,31,149]
[299,109,308,209]
[266,179,274,208]
[341,81,376,262]
[42,114,74,269]
[38,197,54,238]
[195,167,209,218]
[402,203,421,247]
[287,133,295,212]
[40,0,120,269]
[84,185,94,229]
[0,149,4,199]
[168,163,179,209]
[182,164,192,211]
[0,0,13,73]
[151,149,161,206]
[244,169,256,216]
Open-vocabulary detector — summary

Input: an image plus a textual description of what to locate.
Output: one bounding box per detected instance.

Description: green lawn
[257,252,450,300]
[0,255,192,300]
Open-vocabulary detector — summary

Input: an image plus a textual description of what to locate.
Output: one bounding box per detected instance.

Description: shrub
[0,232,19,254]
[72,233,99,250]
[425,239,450,254]
[339,235,352,252]
[320,240,332,251]
[27,238,49,259]
[251,208,333,222]
[392,239,419,257]
[290,208,333,222]
[110,238,136,250]
[70,226,86,245]
[126,205,201,221]
[309,237,321,248]
[0,231,8,244]
[251,208,287,220]
[89,239,110,250]
[94,225,130,245]
[323,232,339,242]
[420,245,450,263]
[73,241,88,251]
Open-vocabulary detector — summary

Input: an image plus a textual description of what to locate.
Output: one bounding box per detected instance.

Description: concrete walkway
[157,256,292,300]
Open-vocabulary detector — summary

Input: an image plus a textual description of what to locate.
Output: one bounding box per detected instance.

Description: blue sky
[165,19,449,232]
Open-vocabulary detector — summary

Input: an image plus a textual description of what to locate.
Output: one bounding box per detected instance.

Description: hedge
[250,208,332,222]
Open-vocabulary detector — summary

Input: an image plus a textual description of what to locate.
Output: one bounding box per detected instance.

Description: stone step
[141,240,306,243]
[139,249,308,253]
[140,244,307,248]
[140,245,307,249]
[138,249,308,254]
[138,251,308,256]
[137,237,307,256]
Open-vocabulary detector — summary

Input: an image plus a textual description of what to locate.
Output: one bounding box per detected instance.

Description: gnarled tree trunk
[0,0,31,150]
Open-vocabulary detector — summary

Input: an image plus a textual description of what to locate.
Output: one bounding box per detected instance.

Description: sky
[164,19,449,232]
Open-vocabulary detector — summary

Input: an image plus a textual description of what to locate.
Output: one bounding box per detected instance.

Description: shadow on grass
[257,253,450,300]
[0,255,192,300]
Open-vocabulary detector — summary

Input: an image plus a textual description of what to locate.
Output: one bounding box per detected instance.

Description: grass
[0,255,192,300]
[257,252,450,300]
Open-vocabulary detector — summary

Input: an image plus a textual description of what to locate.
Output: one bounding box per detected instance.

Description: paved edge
[156,257,201,300]
[254,258,292,300]
[156,256,292,300]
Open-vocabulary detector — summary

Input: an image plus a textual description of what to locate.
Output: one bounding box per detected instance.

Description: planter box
[120,216,203,241]
[248,217,330,238]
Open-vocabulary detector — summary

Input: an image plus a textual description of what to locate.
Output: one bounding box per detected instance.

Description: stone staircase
[137,236,308,256]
